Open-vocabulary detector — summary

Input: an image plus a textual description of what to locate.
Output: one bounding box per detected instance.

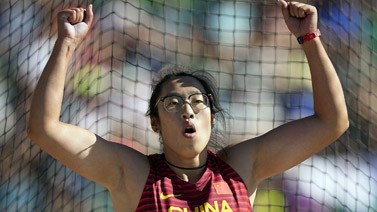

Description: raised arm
[225,0,349,192]
[27,5,148,190]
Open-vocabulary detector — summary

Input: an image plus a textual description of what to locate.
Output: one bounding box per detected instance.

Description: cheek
[198,111,213,129]
[158,111,178,130]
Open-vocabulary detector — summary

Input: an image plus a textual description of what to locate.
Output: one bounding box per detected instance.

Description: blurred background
[0,0,376,211]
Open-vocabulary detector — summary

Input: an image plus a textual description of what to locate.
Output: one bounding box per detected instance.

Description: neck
[164,158,207,170]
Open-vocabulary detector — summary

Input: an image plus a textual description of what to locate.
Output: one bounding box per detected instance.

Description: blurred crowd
[0,0,376,211]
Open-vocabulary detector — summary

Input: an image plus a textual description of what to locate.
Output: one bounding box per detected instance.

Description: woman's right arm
[27,5,148,190]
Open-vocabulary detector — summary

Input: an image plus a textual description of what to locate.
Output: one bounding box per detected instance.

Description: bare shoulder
[219,137,260,193]
[107,140,150,188]
[105,140,151,211]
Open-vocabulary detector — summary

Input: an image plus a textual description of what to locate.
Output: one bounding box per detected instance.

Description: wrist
[54,37,79,56]
[56,36,79,47]
[50,40,77,61]
[297,29,321,45]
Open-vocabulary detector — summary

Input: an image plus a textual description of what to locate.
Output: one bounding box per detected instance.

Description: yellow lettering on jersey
[168,206,188,212]
[170,199,233,212]
[204,200,219,211]
[193,204,206,212]
[221,200,233,212]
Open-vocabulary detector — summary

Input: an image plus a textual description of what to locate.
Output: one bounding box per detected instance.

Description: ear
[150,116,160,132]
[211,114,215,128]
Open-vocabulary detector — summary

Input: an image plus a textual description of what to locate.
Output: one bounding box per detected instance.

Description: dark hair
[146,64,227,151]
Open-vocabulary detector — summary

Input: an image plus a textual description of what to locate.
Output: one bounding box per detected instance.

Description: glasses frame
[157,93,211,113]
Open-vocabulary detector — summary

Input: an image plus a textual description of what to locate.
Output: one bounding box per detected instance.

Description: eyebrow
[164,92,202,98]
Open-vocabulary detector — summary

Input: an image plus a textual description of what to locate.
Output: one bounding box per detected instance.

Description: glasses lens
[162,93,209,112]
[189,94,208,111]
[163,96,182,112]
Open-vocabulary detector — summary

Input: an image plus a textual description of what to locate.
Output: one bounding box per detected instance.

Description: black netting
[0,0,376,211]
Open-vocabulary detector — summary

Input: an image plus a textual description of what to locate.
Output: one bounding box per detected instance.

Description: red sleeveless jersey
[135,151,253,211]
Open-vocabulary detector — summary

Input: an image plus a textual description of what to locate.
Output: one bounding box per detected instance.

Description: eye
[168,99,180,106]
[190,94,206,106]
[164,96,181,110]
[192,99,204,105]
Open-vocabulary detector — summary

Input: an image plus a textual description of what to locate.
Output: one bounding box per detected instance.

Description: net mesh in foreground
[0,0,376,211]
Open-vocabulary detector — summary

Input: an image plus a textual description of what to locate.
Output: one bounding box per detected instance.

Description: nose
[180,103,195,119]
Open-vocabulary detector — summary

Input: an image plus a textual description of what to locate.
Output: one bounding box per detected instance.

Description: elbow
[27,118,50,143]
[339,114,349,136]
[335,117,349,139]
[27,121,40,142]
[339,105,349,133]
[315,107,349,141]
[332,109,349,139]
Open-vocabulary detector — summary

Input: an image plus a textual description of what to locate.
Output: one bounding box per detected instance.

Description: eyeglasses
[158,93,211,113]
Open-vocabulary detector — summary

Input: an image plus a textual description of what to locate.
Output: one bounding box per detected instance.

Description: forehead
[160,75,206,96]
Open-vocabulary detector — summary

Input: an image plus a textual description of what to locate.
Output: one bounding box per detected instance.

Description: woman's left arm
[225,0,349,192]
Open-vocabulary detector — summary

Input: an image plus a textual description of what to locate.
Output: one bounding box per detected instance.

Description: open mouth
[183,124,196,138]
[184,127,196,134]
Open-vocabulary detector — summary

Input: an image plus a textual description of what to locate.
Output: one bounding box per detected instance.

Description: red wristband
[297,29,321,44]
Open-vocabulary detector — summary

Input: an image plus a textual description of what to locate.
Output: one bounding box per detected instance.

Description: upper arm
[28,121,149,189]
[225,114,348,191]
